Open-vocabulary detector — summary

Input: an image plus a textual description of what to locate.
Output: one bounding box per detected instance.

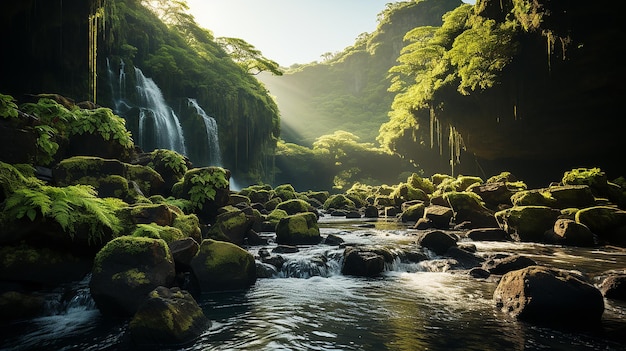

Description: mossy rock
[0,291,45,322]
[575,206,626,245]
[135,149,190,197]
[487,172,517,183]
[190,239,256,292]
[495,206,561,242]
[266,209,289,228]
[562,168,608,196]
[431,173,454,186]
[129,286,209,347]
[304,190,330,205]
[443,191,498,228]
[324,194,356,211]
[276,212,321,245]
[263,197,282,211]
[90,236,176,318]
[547,185,596,209]
[128,203,175,227]
[53,156,126,186]
[452,176,483,192]
[400,203,426,222]
[277,199,316,215]
[239,188,272,204]
[274,184,297,200]
[207,207,252,245]
[0,243,91,285]
[172,213,202,243]
[229,193,251,206]
[510,189,557,207]
[132,223,186,244]
[407,173,435,194]
[391,183,429,206]
[180,167,230,223]
[126,164,165,197]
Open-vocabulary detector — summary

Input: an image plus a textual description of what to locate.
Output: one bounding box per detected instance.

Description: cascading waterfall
[187,98,222,166]
[134,67,187,155]
[105,58,131,113]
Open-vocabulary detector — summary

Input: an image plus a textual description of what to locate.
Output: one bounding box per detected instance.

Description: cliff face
[440,0,626,169]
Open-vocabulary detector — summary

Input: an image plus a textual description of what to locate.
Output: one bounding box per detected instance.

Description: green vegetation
[185,167,229,210]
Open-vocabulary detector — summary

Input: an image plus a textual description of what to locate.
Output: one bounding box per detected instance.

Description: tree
[216,37,283,76]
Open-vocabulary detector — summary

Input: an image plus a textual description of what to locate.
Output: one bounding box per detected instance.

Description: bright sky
[187,0,476,67]
[187,0,401,67]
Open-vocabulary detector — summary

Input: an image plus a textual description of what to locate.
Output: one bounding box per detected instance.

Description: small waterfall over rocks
[134,67,187,155]
[187,98,222,167]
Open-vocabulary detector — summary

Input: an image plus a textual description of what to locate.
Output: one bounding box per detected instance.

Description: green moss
[94,236,172,273]
[276,199,313,215]
[132,223,185,243]
[511,189,557,207]
[0,162,44,198]
[274,184,297,200]
[407,173,435,194]
[184,167,229,210]
[126,164,164,195]
[443,191,485,210]
[391,183,429,205]
[323,194,356,211]
[198,239,254,272]
[172,213,201,240]
[276,212,321,244]
[0,243,77,268]
[112,268,150,287]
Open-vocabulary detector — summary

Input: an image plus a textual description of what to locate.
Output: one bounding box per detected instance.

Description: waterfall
[106,58,131,113]
[187,98,222,166]
[134,67,187,155]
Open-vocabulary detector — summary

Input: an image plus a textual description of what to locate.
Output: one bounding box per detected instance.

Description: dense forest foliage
[0,0,281,184]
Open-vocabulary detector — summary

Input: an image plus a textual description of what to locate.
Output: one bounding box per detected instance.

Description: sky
[186,0,406,67]
[187,0,476,67]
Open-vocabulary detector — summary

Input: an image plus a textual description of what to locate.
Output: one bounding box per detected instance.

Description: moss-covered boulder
[305,190,330,205]
[510,189,557,207]
[276,198,317,215]
[495,206,561,242]
[127,203,175,227]
[323,194,356,211]
[126,164,165,197]
[562,168,609,197]
[53,156,126,187]
[129,286,209,348]
[190,239,256,292]
[547,185,596,209]
[400,202,426,222]
[207,206,252,245]
[407,173,435,194]
[274,184,297,200]
[135,149,190,197]
[469,182,520,209]
[493,266,604,325]
[575,206,626,245]
[239,186,272,204]
[451,176,483,192]
[90,236,176,318]
[0,243,91,285]
[391,183,429,206]
[341,247,386,277]
[275,212,321,245]
[131,223,186,244]
[423,205,454,229]
[443,191,498,228]
[179,167,230,223]
[0,291,45,322]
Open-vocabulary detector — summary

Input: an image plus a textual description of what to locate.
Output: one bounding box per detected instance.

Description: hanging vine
[89,0,107,104]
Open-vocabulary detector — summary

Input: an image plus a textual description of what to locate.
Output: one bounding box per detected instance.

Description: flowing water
[187,98,223,167]
[2,218,626,351]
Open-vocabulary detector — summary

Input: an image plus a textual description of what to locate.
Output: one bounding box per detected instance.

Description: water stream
[2,218,625,350]
[187,98,223,167]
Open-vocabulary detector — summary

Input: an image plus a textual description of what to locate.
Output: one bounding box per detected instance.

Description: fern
[0,94,19,119]
[186,168,229,210]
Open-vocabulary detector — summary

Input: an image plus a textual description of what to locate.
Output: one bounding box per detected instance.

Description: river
[2,216,625,350]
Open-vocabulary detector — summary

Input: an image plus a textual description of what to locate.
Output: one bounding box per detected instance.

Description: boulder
[443,191,499,228]
[598,274,626,301]
[207,206,252,245]
[446,246,484,269]
[90,236,176,317]
[483,254,536,275]
[0,244,91,285]
[364,205,379,218]
[493,266,604,325]
[415,230,457,255]
[53,156,126,186]
[391,183,429,206]
[466,228,510,241]
[190,239,256,292]
[400,203,426,222]
[126,164,165,197]
[469,181,516,209]
[134,150,190,197]
[323,194,356,211]
[495,206,561,242]
[129,286,209,347]
[168,238,200,271]
[547,185,596,209]
[575,206,626,245]
[423,205,454,229]
[179,167,230,223]
[276,199,317,215]
[341,247,385,277]
[0,291,44,321]
[547,218,595,247]
[275,212,321,245]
